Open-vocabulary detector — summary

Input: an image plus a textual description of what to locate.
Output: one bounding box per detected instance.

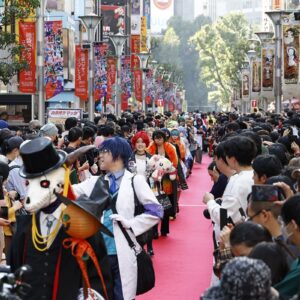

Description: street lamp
[247,48,257,114]
[109,33,128,117]
[265,10,289,113]
[79,13,102,122]
[255,31,274,42]
[137,51,151,112]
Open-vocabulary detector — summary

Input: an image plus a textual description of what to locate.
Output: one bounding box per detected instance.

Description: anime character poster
[262,47,274,91]
[131,0,141,34]
[143,0,151,30]
[19,22,36,93]
[44,20,64,100]
[106,57,117,101]
[94,44,109,101]
[252,59,261,93]
[242,70,250,99]
[120,56,131,108]
[283,25,299,84]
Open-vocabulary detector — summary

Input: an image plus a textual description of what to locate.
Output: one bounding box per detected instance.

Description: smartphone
[252,184,279,202]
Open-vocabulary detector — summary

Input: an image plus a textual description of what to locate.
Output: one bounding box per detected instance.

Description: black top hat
[56,191,113,237]
[19,137,67,179]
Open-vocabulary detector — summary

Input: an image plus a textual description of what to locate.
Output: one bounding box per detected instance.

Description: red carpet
[139,155,214,300]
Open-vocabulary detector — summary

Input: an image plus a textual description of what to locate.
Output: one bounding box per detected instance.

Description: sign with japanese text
[47,108,82,124]
[19,22,36,94]
[140,16,148,52]
[107,57,117,101]
[75,45,88,101]
[94,44,108,102]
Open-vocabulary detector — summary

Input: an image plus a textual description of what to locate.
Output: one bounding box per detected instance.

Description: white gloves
[110,214,131,229]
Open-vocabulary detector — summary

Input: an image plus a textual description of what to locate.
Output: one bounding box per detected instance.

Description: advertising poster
[75,45,88,100]
[151,0,174,34]
[242,70,250,99]
[131,0,141,34]
[141,16,148,52]
[106,57,117,101]
[44,20,64,100]
[121,56,131,103]
[252,59,262,93]
[262,47,274,90]
[94,44,109,102]
[143,0,151,30]
[131,35,142,102]
[19,22,36,94]
[283,25,299,84]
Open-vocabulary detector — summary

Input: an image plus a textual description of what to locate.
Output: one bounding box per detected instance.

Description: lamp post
[241,60,250,114]
[37,0,46,124]
[109,33,128,117]
[79,13,102,122]
[137,51,151,113]
[247,45,257,113]
[265,10,289,114]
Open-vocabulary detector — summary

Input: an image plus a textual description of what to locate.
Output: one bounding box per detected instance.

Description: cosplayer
[9,137,113,300]
[72,137,163,300]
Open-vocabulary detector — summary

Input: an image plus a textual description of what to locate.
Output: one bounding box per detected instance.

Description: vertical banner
[94,44,108,102]
[131,35,142,102]
[252,59,261,93]
[131,0,141,34]
[262,47,274,90]
[143,0,151,30]
[242,70,250,99]
[272,0,283,9]
[19,22,36,93]
[140,16,148,52]
[121,55,131,110]
[283,25,299,84]
[107,57,117,101]
[75,45,88,101]
[44,20,64,100]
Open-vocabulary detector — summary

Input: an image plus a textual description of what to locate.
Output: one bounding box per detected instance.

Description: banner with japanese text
[262,46,274,91]
[140,16,148,52]
[131,35,142,101]
[44,20,64,100]
[19,22,36,93]
[283,25,299,84]
[143,0,151,30]
[252,59,261,93]
[242,69,250,99]
[121,56,131,108]
[75,45,88,101]
[107,57,117,101]
[94,44,109,102]
[131,0,141,34]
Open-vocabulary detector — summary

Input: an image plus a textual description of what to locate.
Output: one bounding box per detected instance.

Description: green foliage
[151,15,211,109]
[191,13,251,106]
[0,0,40,85]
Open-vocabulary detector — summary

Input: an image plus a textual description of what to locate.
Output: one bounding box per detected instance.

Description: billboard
[151,0,174,34]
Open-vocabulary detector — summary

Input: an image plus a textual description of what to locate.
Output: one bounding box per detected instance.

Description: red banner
[107,57,117,101]
[19,22,36,93]
[75,45,88,101]
[121,93,129,110]
[131,35,142,102]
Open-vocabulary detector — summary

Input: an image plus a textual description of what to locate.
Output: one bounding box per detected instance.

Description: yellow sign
[141,16,148,52]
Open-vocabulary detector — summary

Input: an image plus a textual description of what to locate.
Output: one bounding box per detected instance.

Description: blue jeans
[109,255,124,300]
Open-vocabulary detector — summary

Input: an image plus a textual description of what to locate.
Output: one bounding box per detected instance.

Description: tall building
[174,0,195,21]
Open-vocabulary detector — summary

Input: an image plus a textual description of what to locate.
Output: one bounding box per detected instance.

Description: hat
[57,186,113,239]
[0,120,8,129]
[202,257,273,300]
[19,137,67,178]
[39,123,58,137]
[6,136,24,151]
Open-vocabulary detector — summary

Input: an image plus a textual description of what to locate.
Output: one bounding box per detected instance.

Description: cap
[7,136,24,151]
[39,123,58,137]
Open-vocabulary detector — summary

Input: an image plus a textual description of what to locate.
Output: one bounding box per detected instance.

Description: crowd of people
[0,110,205,299]
[202,110,300,300]
[2,108,300,299]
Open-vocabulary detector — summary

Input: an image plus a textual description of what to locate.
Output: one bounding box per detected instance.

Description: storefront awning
[47,92,75,103]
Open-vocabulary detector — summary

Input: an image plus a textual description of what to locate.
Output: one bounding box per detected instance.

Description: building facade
[174,0,195,21]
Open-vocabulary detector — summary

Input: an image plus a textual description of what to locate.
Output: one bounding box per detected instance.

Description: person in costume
[72,137,163,300]
[9,137,113,300]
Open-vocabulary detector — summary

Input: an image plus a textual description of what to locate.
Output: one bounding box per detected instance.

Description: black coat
[9,214,113,300]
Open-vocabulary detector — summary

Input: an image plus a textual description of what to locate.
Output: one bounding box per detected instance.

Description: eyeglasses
[246,209,270,221]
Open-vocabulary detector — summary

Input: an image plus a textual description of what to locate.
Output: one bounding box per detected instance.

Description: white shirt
[135,156,147,179]
[207,170,254,242]
[39,204,64,248]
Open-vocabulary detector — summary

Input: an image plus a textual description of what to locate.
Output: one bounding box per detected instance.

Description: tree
[0,0,40,85]
[191,13,251,106]
[151,15,211,109]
